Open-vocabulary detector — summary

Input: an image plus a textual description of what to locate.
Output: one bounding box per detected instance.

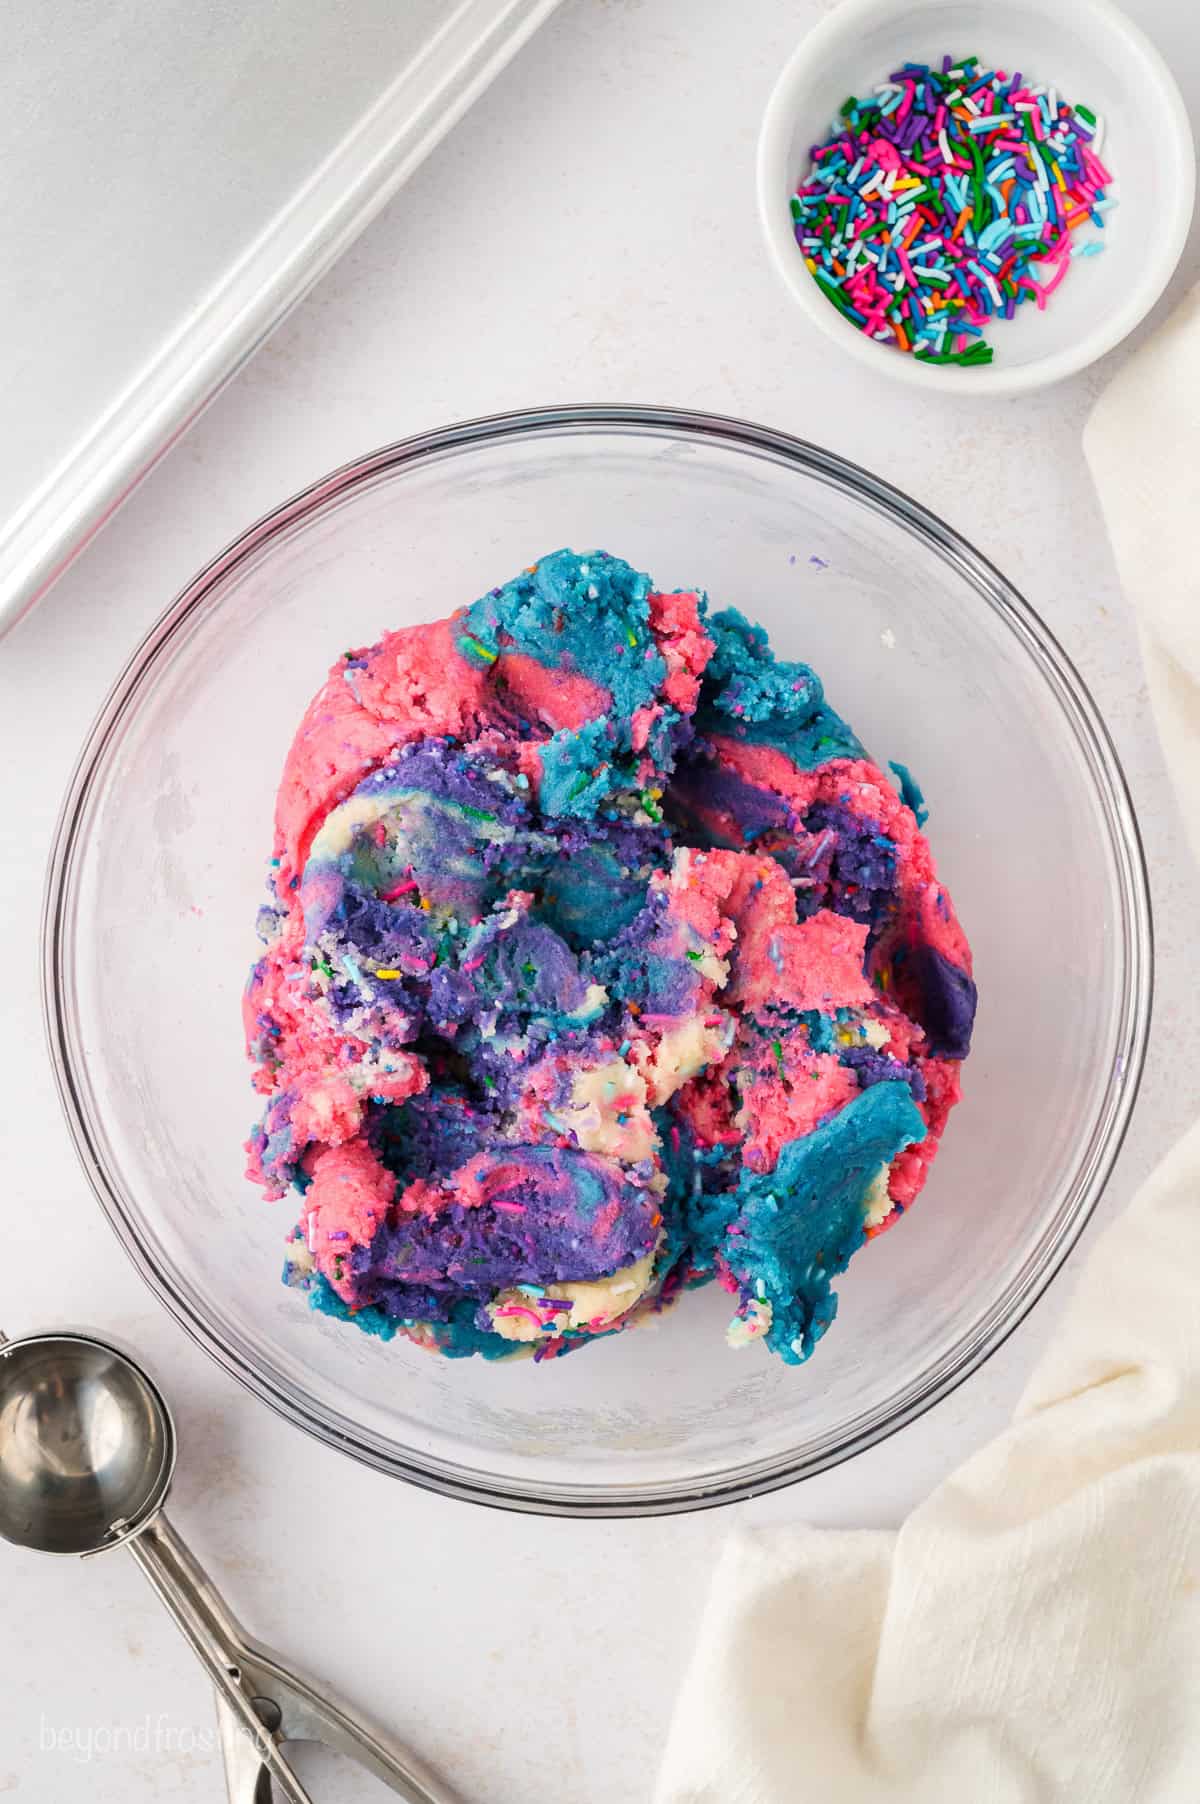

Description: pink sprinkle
[381,878,418,901]
[1038,256,1072,301]
[494,1304,545,1327]
[492,1200,526,1214]
[1038,231,1072,262]
[1083,147,1113,185]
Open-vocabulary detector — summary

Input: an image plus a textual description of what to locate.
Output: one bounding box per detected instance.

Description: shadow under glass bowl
[43,405,1151,1516]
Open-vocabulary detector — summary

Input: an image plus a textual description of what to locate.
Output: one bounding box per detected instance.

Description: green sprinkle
[773,1039,786,1079]
[968,138,989,228]
[1076,103,1096,125]
[914,342,995,367]
[686,949,703,963]
[816,280,858,323]
[459,803,496,824]
[460,633,498,664]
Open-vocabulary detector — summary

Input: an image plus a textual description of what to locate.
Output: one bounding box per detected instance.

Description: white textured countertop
[3,2,1199,1798]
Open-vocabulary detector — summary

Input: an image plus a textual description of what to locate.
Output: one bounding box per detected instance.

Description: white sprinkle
[881,627,897,650]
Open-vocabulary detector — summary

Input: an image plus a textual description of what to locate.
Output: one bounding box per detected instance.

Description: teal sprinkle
[888,759,929,828]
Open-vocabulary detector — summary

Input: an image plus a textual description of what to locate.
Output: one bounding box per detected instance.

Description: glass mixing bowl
[44,406,1151,1516]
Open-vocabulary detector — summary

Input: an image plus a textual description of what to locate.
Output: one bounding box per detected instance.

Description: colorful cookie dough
[245,550,976,1365]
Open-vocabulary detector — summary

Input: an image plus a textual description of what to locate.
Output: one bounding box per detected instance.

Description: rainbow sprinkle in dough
[245,551,976,1365]
[792,55,1113,365]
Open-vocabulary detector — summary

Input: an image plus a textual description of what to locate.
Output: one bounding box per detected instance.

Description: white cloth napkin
[656,289,1200,1804]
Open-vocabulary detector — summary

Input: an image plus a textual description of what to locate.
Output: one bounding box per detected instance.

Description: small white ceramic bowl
[757,0,1195,394]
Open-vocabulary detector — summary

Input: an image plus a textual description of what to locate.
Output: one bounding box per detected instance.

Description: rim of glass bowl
[42,404,1153,1518]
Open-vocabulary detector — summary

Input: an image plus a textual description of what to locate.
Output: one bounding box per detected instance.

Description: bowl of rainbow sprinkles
[757,0,1194,393]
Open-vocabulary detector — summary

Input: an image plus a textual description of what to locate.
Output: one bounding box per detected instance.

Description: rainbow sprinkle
[791,55,1113,366]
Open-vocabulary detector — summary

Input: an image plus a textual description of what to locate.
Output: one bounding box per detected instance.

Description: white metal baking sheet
[2,0,561,638]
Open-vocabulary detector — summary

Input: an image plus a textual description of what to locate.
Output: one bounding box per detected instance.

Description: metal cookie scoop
[0,1329,461,1804]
